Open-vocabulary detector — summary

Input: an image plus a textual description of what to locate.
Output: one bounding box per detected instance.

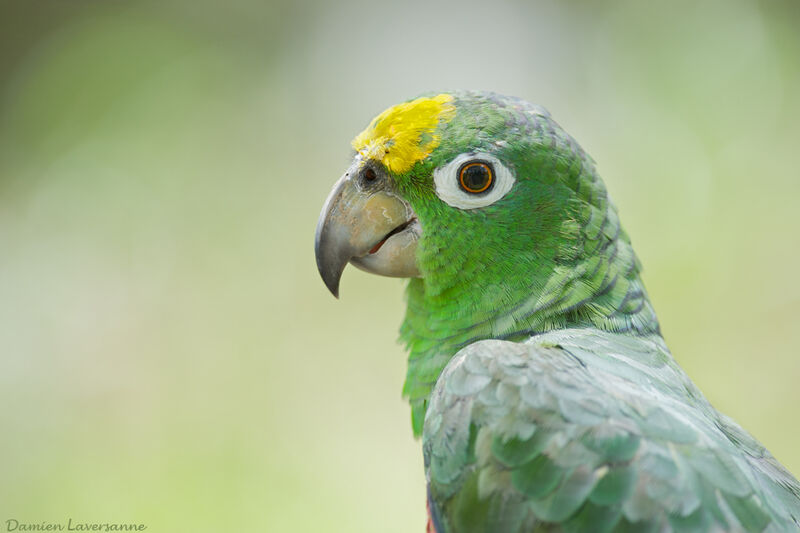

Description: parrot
[313,91,800,532]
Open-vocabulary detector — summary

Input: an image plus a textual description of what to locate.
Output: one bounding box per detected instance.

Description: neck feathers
[400,155,660,435]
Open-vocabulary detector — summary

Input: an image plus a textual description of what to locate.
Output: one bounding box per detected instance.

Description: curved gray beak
[314,163,421,297]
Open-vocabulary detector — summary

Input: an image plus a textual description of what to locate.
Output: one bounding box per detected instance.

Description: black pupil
[462,163,491,192]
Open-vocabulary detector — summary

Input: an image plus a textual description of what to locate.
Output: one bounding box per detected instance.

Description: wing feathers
[423,329,800,532]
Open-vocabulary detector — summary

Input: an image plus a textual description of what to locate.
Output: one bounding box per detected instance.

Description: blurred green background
[1,0,798,531]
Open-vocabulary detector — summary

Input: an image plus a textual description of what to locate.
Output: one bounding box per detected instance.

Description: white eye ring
[433,152,515,210]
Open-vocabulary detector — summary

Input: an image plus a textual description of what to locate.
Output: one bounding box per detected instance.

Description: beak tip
[315,242,344,300]
[324,278,341,299]
[315,198,350,300]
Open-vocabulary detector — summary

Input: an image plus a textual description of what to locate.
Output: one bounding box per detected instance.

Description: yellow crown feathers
[351,93,456,174]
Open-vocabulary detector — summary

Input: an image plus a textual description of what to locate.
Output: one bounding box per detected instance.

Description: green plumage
[320,91,800,531]
[398,93,658,436]
[424,330,799,531]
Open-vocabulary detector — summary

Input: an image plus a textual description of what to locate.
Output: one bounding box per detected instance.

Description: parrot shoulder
[422,328,800,532]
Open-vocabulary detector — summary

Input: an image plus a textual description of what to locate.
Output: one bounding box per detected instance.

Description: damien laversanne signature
[5,520,146,532]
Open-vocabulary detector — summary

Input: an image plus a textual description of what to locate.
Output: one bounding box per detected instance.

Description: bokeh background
[1,0,799,531]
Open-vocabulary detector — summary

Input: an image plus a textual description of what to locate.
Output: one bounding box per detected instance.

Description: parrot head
[316,92,577,298]
[315,91,659,432]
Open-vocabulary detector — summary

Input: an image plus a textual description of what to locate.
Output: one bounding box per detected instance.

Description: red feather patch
[426,499,437,533]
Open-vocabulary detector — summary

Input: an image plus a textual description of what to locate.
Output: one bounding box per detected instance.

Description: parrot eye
[458,161,494,194]
[434,153,515,210]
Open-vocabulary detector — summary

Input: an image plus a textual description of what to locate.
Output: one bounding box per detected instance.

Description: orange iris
[458,161,493,193]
